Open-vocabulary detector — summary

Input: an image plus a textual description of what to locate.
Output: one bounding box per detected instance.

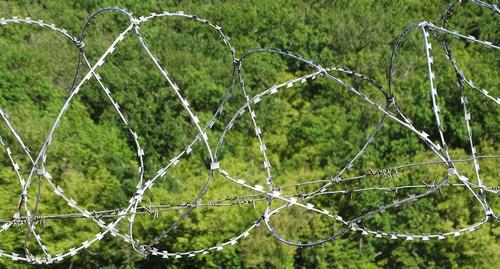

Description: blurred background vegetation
[0,0,498,268]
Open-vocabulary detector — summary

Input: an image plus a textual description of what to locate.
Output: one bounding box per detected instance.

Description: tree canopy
[0,0,498,268]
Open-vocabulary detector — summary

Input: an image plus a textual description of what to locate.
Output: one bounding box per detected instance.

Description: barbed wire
[0,0,498,264]
[0,154,497,225]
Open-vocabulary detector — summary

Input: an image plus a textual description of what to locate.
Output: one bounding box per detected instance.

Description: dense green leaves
[0,0,498,268]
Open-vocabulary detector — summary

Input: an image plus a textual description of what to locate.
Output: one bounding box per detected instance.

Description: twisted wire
[0,0,498,264]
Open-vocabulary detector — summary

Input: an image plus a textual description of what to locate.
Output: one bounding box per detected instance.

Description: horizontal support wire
[0,0,498,263]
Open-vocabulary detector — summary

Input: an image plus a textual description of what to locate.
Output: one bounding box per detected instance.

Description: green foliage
[0,0,498,268]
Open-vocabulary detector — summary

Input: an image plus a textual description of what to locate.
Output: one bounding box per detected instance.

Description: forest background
[0,0,498,268]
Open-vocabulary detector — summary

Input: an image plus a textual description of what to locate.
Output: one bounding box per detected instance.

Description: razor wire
[0,0,498,264]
